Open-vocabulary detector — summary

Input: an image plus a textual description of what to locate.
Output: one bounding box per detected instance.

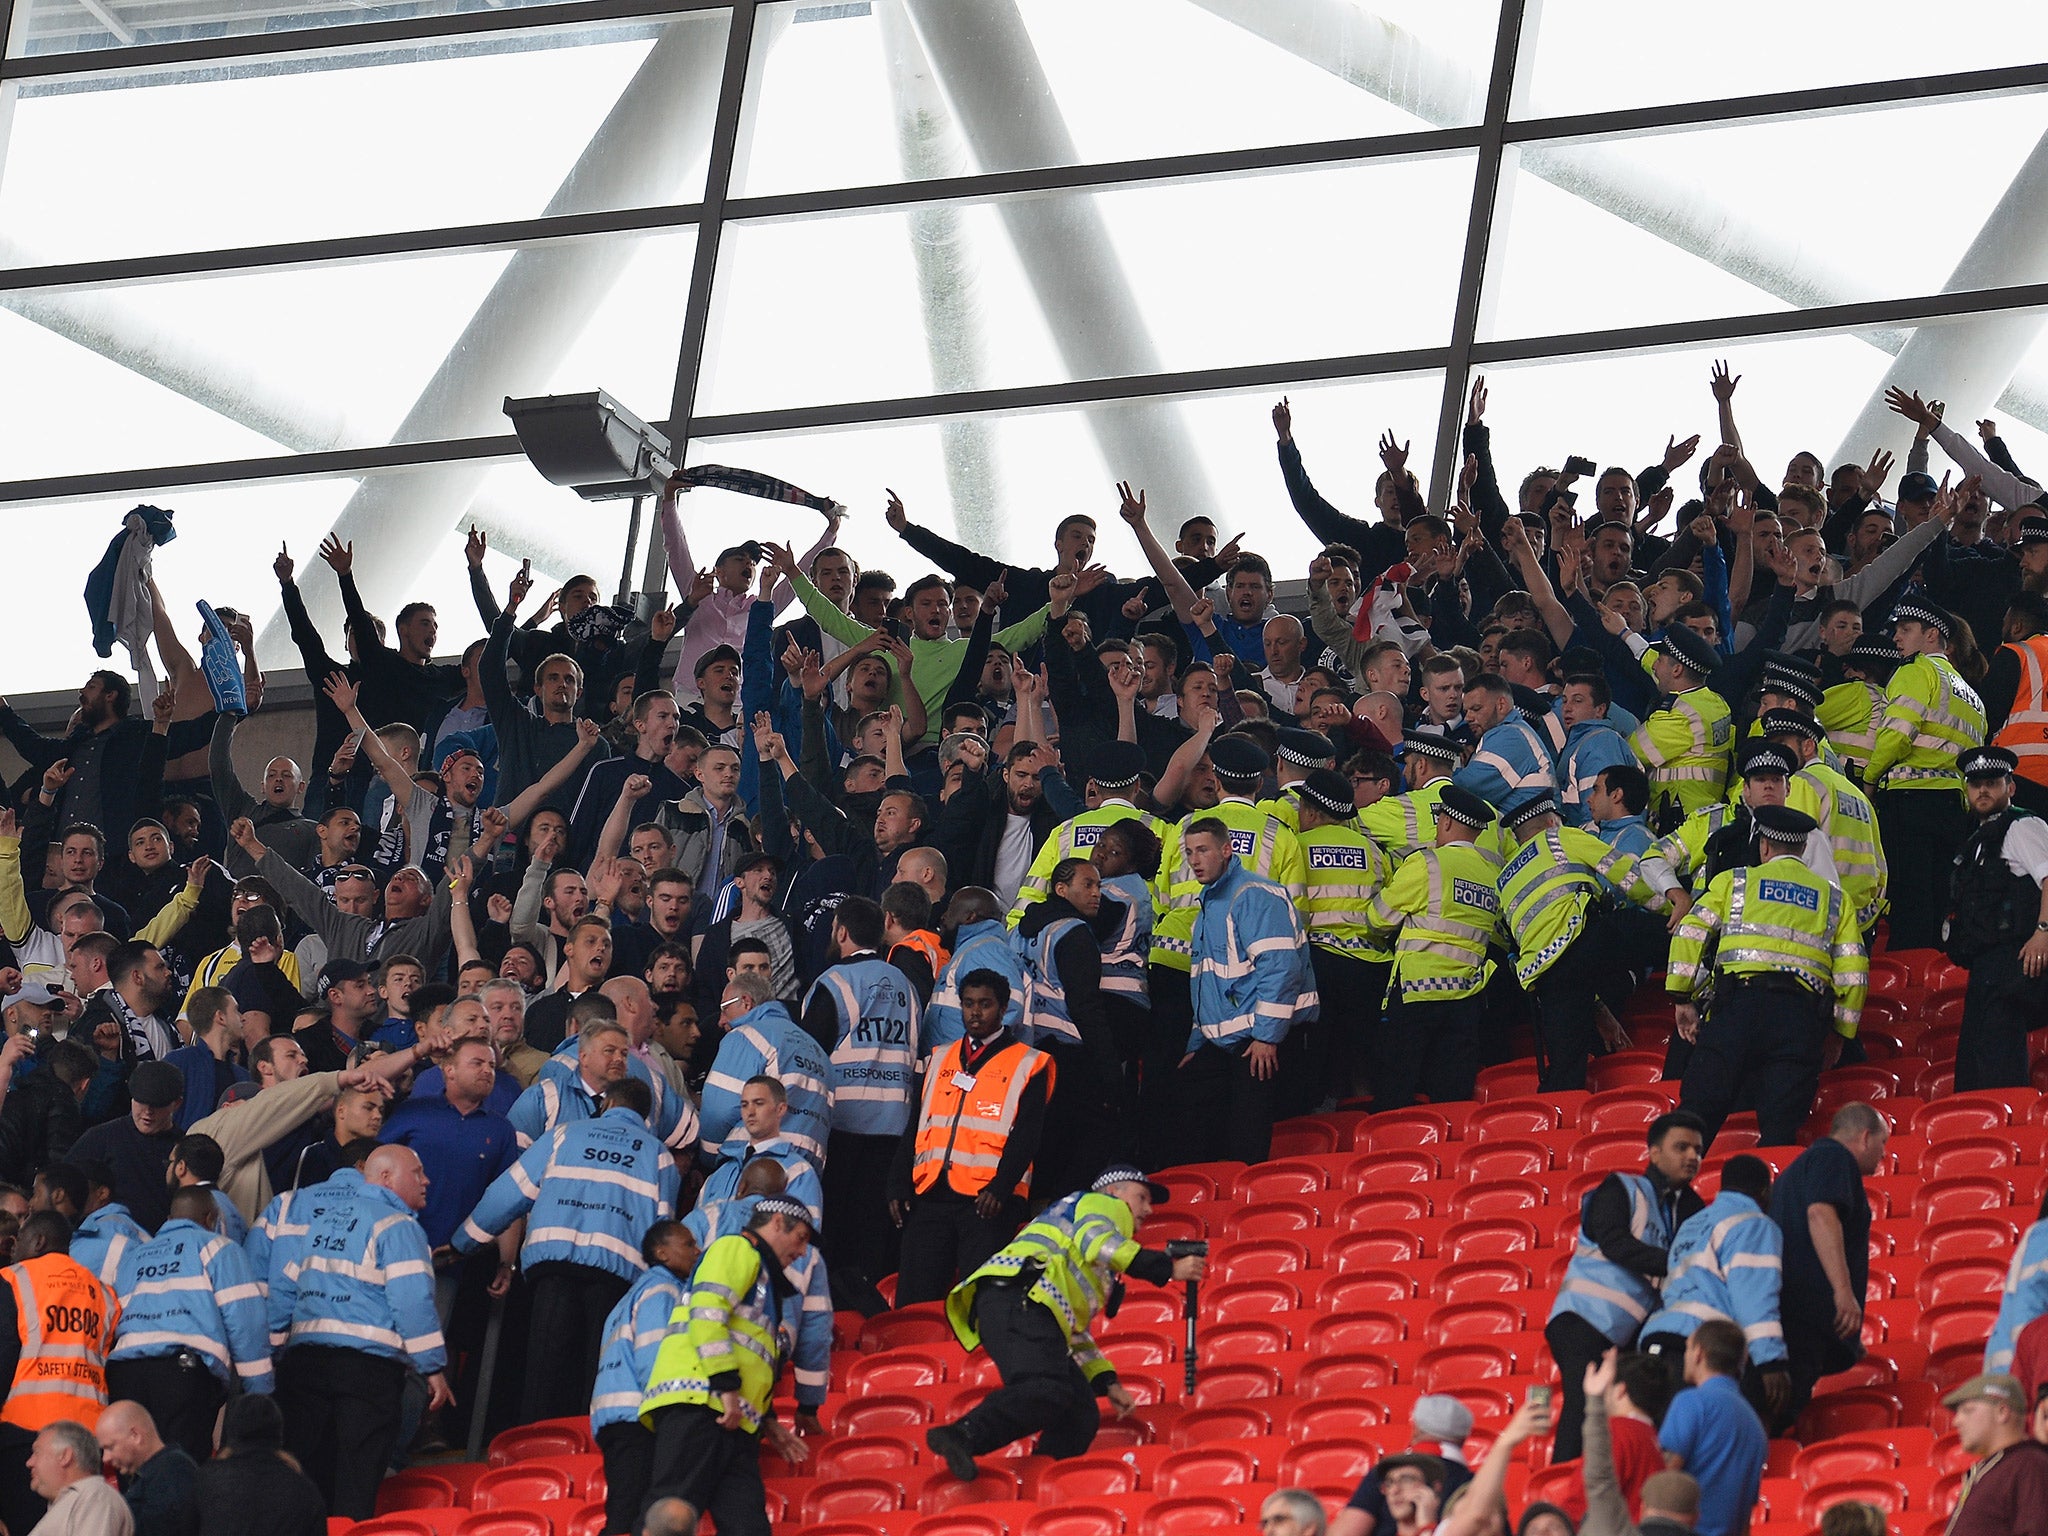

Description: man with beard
[0,670,151,852]
[77,942,177,1063]
[480,562,615,814]
[938,743,1059,913]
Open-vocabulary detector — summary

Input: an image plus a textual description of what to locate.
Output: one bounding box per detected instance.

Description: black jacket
[195,1454,327,1536]
[0,1070,84,1186]
[935,772,1061,897]
[0,712,154,857]
[690,909,810,1020]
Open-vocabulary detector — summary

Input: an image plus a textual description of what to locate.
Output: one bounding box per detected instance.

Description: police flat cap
[1090,741,1147,790]
[1756,710,1822,743]
[1404,729,1463,764]
[1209,734,1271,779]
[1659,625,1721,677]
[1961,745,2019,779]
[1738,742,1797,778]
[1436,785,1496,828]
[1298,769,1357,818]
[1752,804,1819,841]
[1276,728,1337,768]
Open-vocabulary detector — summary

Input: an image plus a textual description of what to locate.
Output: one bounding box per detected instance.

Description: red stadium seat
[377,1473,460,1513]
[1797,1480,1907,1528]
[1365,1109,1454,1150]
[861,1308,958,1353]
[1212,1238,1310,1282]
[1268,1118,1344,1156]
[1572,1132,1652,1174]
[1587,1051,1666,1091]
[1137,1497,1245,1536]
[1286,1396,1396,1439]
[1330,1231,1426,1270]
[1474,1063,1541,1101]
[1417,1343,1514,1392]
[1918,1216,2022,1263]
[1579,1088,1675,1134]
[1912,1176,2013,1224]
[1916,1301,2002,1355]
[830,1394,936,1436]
[1305,1311,1408,1355]
[350,1519,442,1536]
[1453,1139,1553,1182]
[1423,1299,1523,1345]
[849,1349,951,1396]
[814,1436,923,1479]
[487,1421,595,1467]
[1205,1279,1304,1322]
[564,1506,603,1536]
[1222,1201,1321,1242]
[1104,1331,1176,1370]
[1232,1160,1333,1202]
[1192,1362,1283,1405]
[473,1468,576,1511]
[1797,1389,1901,1440]
[1430,1260,1533,1303]
[1467,1098,1564,1139]
[456,1516,549,1536]
[1154,1447,1259,1495]
[917,1467,1023,1514]
[1441,1218,1540,1260]
[1336,1190,1433,1229]
[1205,1321,1292,1361]
[1791,1440,1898,1487]
[1298,1353,1401,1398]
[1915,1258,2009,1309]
[1448,1179,1546,1221]
[1344,1151,1440,1190]
[1278,1439,1379,1488]
[1139,1212,1209,1246]
[800,1480,905,1524]
[1169,1405,1273,1445]
[1022,1509,1125,1536]
[1156,1170,1225,1204]
[1108,1291,1184,1330]
[1030,1457,1140,1502]
[908,1512,1012,1536]
[1919,1136,2020,1180]
[1318,1270,1420,1309]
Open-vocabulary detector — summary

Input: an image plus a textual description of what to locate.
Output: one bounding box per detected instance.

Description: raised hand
[759,541,797,582]
[780,639,806,682]
[1858,449,1894,502]
[1012,665,1046,707]
[1307,554,1332,590]
[1047,568,1079,617]
[41,760,73,797]
[1271,396,1292,443]
[983,568,1009,610]
[662,470,692,500]
[465,525,487,569]
[1188,595,1216,631]
[587,854,622,905]
[329,735,359,777]
[185,855,214,891]
[486,893,513,924]
[1883,386,1940,432]
[883,636,916,678]
[1466,375,1487,425]
[322,671,360,715]
[751,711,787,764]
[1638,484,1675,533]
[1689,513,1718,547]
[448,854,475,892]
[530,818,565,865]
[1122,588,1152,620]
[884,489,908,532]
[152,691,177,730]
[1662,432,1701,472]
[225,612,256,651]
[1979,418,1999,442]
[533,588,561,625]
[479,807,509,847]
[229,817,263,855]
[798,649,828,702]
[648,605,678,644]
[1709,359,1739,402]
[273,543,294,584]
[1458,451,1479,503]
[1072,563,1111,598]
[1116,481,1147,526]
[688,568,714,608]
[1213,531,1245,565]
[623,774,653,803]
[1377,430,1409,477]
[317,534,353,576]
[1584,1346,1619,1401]
[507,560,533,614]
[1106,660,1140,705]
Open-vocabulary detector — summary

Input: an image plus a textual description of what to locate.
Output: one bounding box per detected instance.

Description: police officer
[1638,1154,1791,1429]
[1864,600,1987,949]
[1182,817,1318,1165]
[1630,624,1733,831]
[456,1076,681,1424]
[1294,769,1394,1108]
[590,1220,699,1536]
[640,1197,816,1536]
[1651,741,1842,911]
[1358,730,1463,860]
[1669,805,1867,1148]
[1089,819,1159,1103]
[926,888,1029,1052]
[1945,745,2048,1090]
[106,1186,271,1461]
[889,969,1054,1306]
[1361,785,1505,1110]
[1543,1110,1706,1461]
[1497,796,1669,1092]
[271,1144,451,1520]
[1819,640,1902,780]
[924,1166,1207,1481]
[1009,742,1166,921]
[1760,710,1888,936]
[0,1210,120,1536]
[801,895,919,1291]
[1262,727,1339,831]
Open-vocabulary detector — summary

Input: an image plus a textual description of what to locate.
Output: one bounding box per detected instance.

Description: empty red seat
[1913,1176,2013,1224]
[1920,1137,2018,1185]
[1915,1257,2008,1309]
[1318,1269,1420,1309]
[1278,1438,1379,1488]
[1430,1259,1533,1303]
[1917,1301,2001,1355]
[800,1478,904,1523]
[861,1307,957,1352]
[1169,1405,1272,1445]
[1107,1291,1183,1330]
[917,1467,1022,1514]
[1268,1118,1344,1156]
[1205,1321,1291,1361]
[1155,1447,1258,1495]
[1345,1151,1440,1190]
[1579,1088,1675,1134]
[830,1394,936,1436]
[1232,1159,1333,1202]
[1211,1238,1310,1282]
[1468,1098,1563,1139]
[909,1512,1012,1536]
[1305,1311,1408,1355]
[1572,1132,1651,1173]
[1104,1330,1177,1370]
[1286,1395,1396,1438]
[1449,1179,1546,1221]
[1418,1342,1514,1392]
[377,1473,459,1513]
[1337,1189,1433,1229]
[1797,1479,1907,1528]
[1298,1352,1400,1397]
[473,1467,575,1511]
[455,1515,548,1536]
[1475,1062,1541,1101]
[1191,1361,1283,1404]
[1797,1389,1901,1440]
[1424,1299,1523,1344]
[1791,1440,1898,1487]
[1205,1278,1303,1323]
[1023,1509,1125,1536]
[1137,1496,1246,1536]
[487,1421,595,1467]
[1223,1200,1320,1241]
[1366,1109,1454,1150]
[1454,1138,1553,1182]
[848,1348,950,1396]
[1919,1215,2022,1262]
[1030,1456,1140,1502]
[1330,1230,1425,1269]
[1156,1169,1226,1203]
[1587,1051,1666,1091]
[1139,1212,1209,1246]
[1442,1217,1540,1260]
[814,1435,923,1479]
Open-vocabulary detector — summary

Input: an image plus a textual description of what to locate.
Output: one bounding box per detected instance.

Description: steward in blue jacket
[458,1079,680,1426]
[698,992,832,1168]
[925,898,1028,1052]
[70,1198,149,1287]
[108,1186,271,1461]
[270,1145,450,1521]
[245,1141,376,1347]
[589,1220,700,1536]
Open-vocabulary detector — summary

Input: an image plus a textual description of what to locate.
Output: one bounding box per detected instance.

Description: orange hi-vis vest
[911,1036,1054,1199]
[2,1254,119,1432]
[1994,635,2048,789]
[894,930,950,976]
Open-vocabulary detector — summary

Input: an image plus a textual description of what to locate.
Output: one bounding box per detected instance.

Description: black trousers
[953,1286,1099,1461]
[1875,788,1970,950]
[598,1420,657,1536]
[1170,1041,1283,1167]
[1375,991,1485,1110]
[1680,982,1828,1148]
[1037,1040,1123,1201]
[107,1352,225,1463]
[1640,1331,1787,1432]
[277,1344,406,1521]
[1305,948,1391,1108]
[895,1190,1017,1308]
[1101,997,1152,1165]
[1544,1311,1616,1464]
[645,1404,768,1536]
[1957,942,2044,1091]
[1139,965,1193,1169]
[524,1262,632,1426]
[1781,1292,1860,1430]
[1530,907,1664,1092]
[823,1130,902,1292]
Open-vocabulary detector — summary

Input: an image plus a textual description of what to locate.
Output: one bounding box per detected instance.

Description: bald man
[1259,614,1313,717]
[211,715,319,877]
[896,848,949,912]
[96,1403,196,1536]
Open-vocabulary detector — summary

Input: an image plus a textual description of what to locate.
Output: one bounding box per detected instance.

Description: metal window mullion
[1426,0,1530,513]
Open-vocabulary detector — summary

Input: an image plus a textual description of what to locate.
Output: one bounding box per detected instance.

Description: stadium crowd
[0,365,2045,1536]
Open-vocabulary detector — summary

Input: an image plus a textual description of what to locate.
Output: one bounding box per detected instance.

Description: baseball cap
[317,957,375,994]
[1896,471,1939,503]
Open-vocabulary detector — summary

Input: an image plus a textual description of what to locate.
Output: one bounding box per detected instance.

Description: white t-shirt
[993,813,1036,907]
[2000,816,2048,882]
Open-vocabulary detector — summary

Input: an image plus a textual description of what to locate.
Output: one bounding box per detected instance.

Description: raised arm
[1151,706,1218,813]
[446,855,483,967]
[148,575,196,681]
[1116,484,1204,620]
[1501,518,1574,651]
[1710,359,1744,454]
[499,718,605,830]
[598,772,654,865]
[322,673,413,804]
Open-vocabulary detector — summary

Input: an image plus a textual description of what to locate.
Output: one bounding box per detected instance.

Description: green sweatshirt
[791,571,1051,745]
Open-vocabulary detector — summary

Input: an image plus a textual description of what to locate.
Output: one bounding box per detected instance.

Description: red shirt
[1551,1414,1664,1526]
[2013,1312,2048,1408]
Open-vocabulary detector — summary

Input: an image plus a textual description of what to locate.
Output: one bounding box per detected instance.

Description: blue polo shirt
[1659,1374,1766,1536]
[380,1091,520,1248]
[411,1064,520,1119]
